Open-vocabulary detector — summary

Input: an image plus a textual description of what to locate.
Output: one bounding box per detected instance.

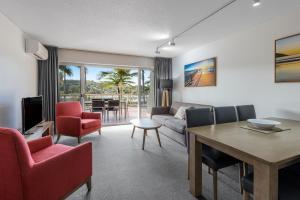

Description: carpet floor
[57,125,243,200]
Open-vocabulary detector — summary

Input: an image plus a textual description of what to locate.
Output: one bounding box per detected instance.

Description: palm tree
[97,68,137,100]
[59,65,73,100]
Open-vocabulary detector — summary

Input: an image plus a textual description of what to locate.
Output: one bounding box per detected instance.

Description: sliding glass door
[58,65,81,102]
[58,64,153,125]
[140,69,154,118]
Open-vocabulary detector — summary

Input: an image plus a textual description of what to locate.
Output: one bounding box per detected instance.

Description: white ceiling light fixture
[168,38,175,46]
[155,47,160,54]
[252,0,261,7]
[154,0,262,55]
[154,0,238,54]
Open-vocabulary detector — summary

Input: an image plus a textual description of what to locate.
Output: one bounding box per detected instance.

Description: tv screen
[22,96,44,133]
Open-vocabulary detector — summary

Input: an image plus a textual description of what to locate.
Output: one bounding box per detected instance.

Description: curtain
[38,46,58,121]
[154,57,172,106]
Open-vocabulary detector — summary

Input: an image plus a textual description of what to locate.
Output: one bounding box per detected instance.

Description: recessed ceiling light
[252,0,261,7]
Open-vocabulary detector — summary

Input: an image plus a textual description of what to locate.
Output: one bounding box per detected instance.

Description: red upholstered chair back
[56,101,82,118]
[0,127,34,200]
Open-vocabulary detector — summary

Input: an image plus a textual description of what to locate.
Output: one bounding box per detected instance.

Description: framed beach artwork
[184,57,217,87]
[275,33,300,82]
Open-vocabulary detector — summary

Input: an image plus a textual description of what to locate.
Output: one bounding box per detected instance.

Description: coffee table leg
[155,128,162,147]
[131,126,136,138]
[142,129,146,150]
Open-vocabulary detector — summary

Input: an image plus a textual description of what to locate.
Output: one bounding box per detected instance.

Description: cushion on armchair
[81,119,100,129]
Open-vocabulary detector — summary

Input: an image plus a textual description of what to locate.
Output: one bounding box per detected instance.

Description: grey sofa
[151,101,212,146]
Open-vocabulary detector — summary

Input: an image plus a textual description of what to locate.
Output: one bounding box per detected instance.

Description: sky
[63,65,151,85]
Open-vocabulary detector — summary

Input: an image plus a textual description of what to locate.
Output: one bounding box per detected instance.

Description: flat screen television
[22,96,44,134]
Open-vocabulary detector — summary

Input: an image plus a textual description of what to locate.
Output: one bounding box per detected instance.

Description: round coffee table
[130,118,162,150]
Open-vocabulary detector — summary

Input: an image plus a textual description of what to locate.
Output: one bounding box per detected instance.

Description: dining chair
[186,108,241,200]
[242,167,300,200]
[214,106,238,124]
[106,100,120,121]
[235,105,256,178]
[92,99,106,119]
[214,106,243,193]
[236,105,256,121]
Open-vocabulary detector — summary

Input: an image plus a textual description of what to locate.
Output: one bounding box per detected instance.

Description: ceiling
[0,0,299,58]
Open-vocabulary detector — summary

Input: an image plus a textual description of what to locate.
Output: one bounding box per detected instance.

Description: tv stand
[25,121,54,141]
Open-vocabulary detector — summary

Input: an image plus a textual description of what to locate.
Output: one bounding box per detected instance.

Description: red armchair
[0,127,92,200]
[56,101,101,143]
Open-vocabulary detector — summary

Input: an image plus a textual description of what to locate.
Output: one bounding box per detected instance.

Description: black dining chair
[214,106,243,193]
[214,106,238,124]
[236,105,256,179]
[106,100,120,121]
[92,99,106,119]
[242,167,300,200]
[186,108,241,200]
[236,105,256,121]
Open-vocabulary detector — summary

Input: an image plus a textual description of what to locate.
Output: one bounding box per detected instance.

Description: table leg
[189,133,202,197]
[155,128,162,147]
[142,129,146,150]
[131,126,136,138]
[253,161,278,200]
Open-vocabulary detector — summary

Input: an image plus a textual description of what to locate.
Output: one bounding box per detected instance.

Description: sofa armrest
[28,142,92,199]
[150,106,171,118]
[82,112,101,120]
[56,116,81,136]
[27,136,53,154]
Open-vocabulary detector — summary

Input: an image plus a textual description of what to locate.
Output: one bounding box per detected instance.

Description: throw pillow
[174,106,190,120]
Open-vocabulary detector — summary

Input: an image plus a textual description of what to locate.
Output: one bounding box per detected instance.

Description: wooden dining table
[187,117,300,200]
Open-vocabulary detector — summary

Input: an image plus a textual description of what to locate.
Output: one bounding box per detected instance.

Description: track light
[252,0,261,7]
[168,38,175,46]
[155,47,160,54]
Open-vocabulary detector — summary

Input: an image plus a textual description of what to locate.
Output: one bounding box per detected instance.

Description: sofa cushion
[174,106,190,120]
[170,101,212,115]
[81,119,100,129]
[152,114,174,125]
[31,144,73,163]
[164,118,186,134]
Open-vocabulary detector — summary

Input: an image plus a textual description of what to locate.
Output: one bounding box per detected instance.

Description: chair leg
[55,134,61,144]
[239,162,244,194]
[98,129,101,135]
[243,191,250,200]
[187,154,190,180]
[213,170,218,200]
[78,137,81,144]
[86,177,92,191]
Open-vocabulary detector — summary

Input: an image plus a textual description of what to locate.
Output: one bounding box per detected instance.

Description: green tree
[97,68,137,100]
[59,65,73,100]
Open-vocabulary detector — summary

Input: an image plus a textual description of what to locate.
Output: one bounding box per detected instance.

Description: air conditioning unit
[25,39,48,60]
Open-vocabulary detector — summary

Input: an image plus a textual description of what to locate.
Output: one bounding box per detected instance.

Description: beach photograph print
[184,57,217,87]
[275,34,300,82]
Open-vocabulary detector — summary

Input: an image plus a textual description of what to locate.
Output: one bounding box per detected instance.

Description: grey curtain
[38,46,58,121]
[154,57,172,106]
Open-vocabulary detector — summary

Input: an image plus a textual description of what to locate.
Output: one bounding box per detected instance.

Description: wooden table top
[187,118,300,166]
[130,118,162,129]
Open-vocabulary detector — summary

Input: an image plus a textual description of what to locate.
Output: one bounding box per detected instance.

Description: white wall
[173,11,300,120]
[0,12,37,129]
[58,48,154,69]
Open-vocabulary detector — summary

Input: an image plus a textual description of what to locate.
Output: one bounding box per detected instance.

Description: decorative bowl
[247,119,281,130]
